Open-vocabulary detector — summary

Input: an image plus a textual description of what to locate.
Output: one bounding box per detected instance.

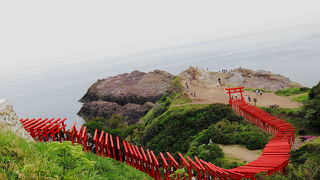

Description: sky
[1,0,320,80]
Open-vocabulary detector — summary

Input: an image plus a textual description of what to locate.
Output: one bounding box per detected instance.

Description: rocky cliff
[179,67,301,91]
[78,70,173,124]
[0,99,34,141]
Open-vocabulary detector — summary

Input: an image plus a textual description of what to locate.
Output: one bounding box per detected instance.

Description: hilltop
[179,67,302,108]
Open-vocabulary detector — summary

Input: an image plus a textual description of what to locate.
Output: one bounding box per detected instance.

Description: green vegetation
[275,87,310,96]
[137,102,266,168]
[263,107,308,135]
[265,82,320,135]
[0,129,151,180]
[244,88,273,92]
[292,94,309,102]
[303,82,320,131]
[139,104,242,154]
[189,119,269,150]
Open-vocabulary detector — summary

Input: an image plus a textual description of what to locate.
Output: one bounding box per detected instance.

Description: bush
[309,82,320,99]
[235,131,268,150]
[196,144,224,162]
[191,120,269,150]
[140,104,242,154]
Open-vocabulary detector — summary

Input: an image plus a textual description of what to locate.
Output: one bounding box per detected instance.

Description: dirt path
[218,144,261,163]
[182,79,301,109]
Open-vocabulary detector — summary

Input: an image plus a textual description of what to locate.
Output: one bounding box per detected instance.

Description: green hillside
[0,130,151,180]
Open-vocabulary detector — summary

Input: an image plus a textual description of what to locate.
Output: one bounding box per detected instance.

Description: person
[218,78,221,85]
[255,89,259,95]
[185,82,189,89]
[253,98,257,106]
[234,94,238,99]
[245,95,249,102]
[259,90,263,96]
[248,96,251,102]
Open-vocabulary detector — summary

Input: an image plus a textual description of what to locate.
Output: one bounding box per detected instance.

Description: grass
[0,129,152,180]
[275,87,310,96]
[244,88,273,92]
[172,94,192,105]
[292,93,309,102]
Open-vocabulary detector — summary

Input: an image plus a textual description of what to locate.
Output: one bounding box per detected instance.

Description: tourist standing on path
[185,82,189,89]
[255,89,259,95]
[259,90,263,96]
[253,98,257,106]
[248,96,251,102]
[218,78,221,85]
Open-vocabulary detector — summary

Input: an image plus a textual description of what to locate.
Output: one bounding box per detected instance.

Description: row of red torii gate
[20,87,295,180]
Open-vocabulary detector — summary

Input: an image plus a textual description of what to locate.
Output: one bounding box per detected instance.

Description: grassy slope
[275,87,310,96]
[0,130,151,180]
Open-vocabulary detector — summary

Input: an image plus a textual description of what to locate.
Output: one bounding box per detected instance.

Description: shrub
[196,144,224,162]
[140,104,242,154]
[275,87,310,96]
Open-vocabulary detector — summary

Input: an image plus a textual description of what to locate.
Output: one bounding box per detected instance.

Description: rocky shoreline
[78,70,173,124]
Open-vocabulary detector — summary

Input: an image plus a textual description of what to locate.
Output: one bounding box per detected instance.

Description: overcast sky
[1,0,320,80]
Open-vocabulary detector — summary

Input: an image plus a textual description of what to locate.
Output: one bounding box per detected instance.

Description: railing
[20,98,294,180]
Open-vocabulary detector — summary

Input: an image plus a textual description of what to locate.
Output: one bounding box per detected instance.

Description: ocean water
[1,24,320,127]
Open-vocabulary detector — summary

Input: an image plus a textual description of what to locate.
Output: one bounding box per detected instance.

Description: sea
[1,23,320,127]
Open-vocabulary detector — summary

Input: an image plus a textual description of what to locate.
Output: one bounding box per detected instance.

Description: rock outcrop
[0,99,34,141]
[78,70,173,124]
[179,67,301,91]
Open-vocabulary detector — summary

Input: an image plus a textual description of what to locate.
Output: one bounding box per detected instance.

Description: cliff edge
[78,70,174,124]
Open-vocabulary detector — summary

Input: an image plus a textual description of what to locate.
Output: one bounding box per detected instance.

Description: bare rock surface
[78,70,173,124]
[179,67,301,91]
[0,99,34,141]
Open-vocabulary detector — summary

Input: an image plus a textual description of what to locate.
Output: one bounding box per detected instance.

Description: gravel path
[218,144,262,163]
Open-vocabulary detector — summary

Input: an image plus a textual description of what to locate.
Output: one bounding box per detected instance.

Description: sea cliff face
[0,99,34,141]
[78,70,173,124]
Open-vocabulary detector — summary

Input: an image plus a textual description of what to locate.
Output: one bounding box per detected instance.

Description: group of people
[195,66,209,71]
[220,69,229,73]
[255,89,263,96]
[219,67,242,73]
[245,95,258,106]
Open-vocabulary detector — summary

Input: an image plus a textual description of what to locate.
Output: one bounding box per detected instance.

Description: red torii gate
[225,87,245,104]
